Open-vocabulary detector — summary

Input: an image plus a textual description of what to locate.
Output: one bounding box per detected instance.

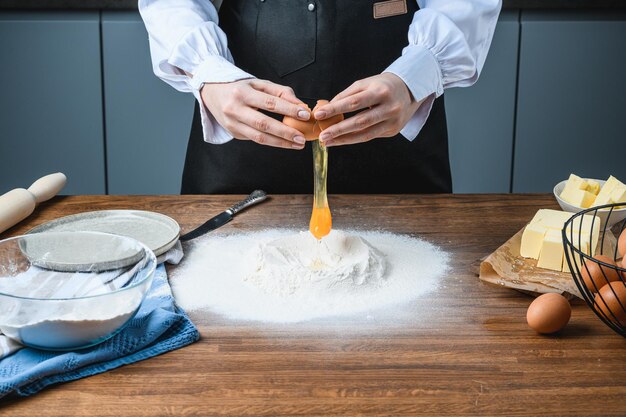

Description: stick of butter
[520,209,600,272]
[594,175,625,206]
[537,229,565,271]
[560,174,598,208]
[560,187,596,208]
[610,185,626,208]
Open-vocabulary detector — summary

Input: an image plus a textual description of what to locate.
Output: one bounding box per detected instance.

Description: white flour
[246,231,386,297]
[0,266,141,350]
[0,295,139,350]
[171,230,450,323]
[1,309,135,350]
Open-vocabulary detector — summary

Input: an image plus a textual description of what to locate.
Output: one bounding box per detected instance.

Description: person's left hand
[314,73,423,147]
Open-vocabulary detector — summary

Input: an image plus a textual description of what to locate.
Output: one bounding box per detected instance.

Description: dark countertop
[0,0,626,10]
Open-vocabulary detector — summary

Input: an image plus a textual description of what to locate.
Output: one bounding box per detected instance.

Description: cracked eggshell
[314,100,344,131]
[282,100,344,140]
[283,103,318,140]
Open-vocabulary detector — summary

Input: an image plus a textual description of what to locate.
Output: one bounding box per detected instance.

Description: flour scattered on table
[170,230,449,323]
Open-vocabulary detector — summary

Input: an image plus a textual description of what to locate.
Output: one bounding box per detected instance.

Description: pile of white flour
[246,231,386,297]
[170,230,450,323]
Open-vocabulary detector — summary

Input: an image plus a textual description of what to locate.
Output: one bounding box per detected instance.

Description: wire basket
[563,203,626,337]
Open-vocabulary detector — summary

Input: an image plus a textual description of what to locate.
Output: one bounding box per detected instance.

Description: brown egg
[283,104,318,140]
[594,281,626,326]
[580,255,622,292]
[618,228,626,258]
[526,293,571,334]
[313,100,344,131]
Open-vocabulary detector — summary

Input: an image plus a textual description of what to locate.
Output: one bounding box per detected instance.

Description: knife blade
[179,190,268,241]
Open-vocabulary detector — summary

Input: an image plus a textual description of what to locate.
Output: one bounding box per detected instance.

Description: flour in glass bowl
[170,229,450,323]
[0,266,143,350]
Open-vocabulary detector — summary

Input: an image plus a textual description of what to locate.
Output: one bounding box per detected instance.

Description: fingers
[250,79,306,107]
[323,122,393,147]
[314,90,378,120]
[332,80,365,102]
[244,91,311,122]
[319,106,386,143]
[238,108,307,146]
[236,122,306,150]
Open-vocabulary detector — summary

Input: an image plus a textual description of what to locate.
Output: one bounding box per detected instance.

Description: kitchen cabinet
[0,12,105,195]
[102,12,194,195]
[445,11,519,193]
[513,12,626,192]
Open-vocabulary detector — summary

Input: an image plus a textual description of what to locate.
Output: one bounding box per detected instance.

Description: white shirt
[139,0,502,144]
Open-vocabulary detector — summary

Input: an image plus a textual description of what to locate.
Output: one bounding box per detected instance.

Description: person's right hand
[200,79,311,149]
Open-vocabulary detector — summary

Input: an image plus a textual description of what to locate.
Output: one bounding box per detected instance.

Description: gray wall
[445,11,519,193]
[1,10,624,195]
[512,12,626,192]
[102,12,194,195]
[0,12,105,195]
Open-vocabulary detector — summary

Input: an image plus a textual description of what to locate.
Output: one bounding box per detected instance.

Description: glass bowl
[0,231,156,350]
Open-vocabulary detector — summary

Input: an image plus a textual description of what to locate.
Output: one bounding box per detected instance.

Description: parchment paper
[479,227,616,299]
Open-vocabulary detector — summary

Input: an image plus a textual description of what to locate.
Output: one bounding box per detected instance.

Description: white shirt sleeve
[140,0,501,144]
[384,0,502,141]
[139,0,252,144]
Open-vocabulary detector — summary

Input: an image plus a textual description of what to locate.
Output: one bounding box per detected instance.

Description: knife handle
[227,190,268,215]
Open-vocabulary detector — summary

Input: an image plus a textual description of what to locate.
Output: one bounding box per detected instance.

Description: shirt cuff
[176,54,255,90]
[191,89,234,145]
[384,45,444,141]
[384,44,444,103]
[399,93,436,141]
[182,56,255,145]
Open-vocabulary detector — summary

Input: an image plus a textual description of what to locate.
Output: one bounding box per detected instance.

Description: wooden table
[1,194,625,416]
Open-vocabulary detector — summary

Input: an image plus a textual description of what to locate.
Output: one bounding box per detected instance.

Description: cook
[139,0,501,194]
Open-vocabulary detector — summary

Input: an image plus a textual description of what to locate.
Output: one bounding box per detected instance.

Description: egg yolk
[309,205,332,240]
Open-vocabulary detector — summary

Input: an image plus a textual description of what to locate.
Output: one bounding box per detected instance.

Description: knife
[179,190,268,241]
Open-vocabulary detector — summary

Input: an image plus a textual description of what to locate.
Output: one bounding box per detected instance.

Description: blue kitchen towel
[0,264,199,398]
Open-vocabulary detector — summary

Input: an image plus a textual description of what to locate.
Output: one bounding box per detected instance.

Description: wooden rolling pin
[0,173,67,234]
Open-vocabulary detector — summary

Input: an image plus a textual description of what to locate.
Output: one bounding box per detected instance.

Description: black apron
[182,0,452,194]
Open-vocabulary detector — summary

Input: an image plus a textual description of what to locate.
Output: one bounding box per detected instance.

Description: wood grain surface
[0,194,625,416]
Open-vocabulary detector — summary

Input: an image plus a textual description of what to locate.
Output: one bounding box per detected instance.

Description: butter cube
[610,185,626,206]
[594,190,614,206]
[566,214,600,256]
[595,175,624,206]
[535,209,571,230]
[604,175,623,191]
[520,209,601,273]
[565,174,587,190]
[585,180,601,195]
[537,229,565,272]
[561,174,587,198]
[520,223,547,259]
[562,238,589,273]
[560,186,597,208]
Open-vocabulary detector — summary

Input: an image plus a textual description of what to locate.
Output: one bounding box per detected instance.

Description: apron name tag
[373,0,408,19]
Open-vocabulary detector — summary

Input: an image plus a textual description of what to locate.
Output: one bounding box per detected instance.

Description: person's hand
[314,73,423,147]
[200,79,312,149]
